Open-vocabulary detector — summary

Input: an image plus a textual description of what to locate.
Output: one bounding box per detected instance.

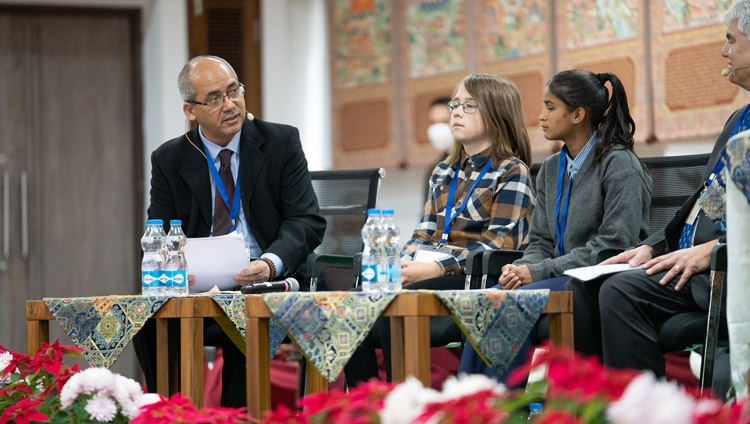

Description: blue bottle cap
[529,403,543,411]
[382,209,395,215]
[366,208,381,215]
[146,219,163,225]
[170,219,182,226]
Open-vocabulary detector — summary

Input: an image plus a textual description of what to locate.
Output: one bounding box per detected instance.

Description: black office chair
[306,168,385,292]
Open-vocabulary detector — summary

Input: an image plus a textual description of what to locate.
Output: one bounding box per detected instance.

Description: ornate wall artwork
[331,0,393,88]
[406,0,467,79]
[564,0,638,49]
[480,0,548,62]
[661,0,732,32]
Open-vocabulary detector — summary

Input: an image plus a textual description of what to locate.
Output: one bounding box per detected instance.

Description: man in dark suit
[135,55,326,406]
[565,1,750,377]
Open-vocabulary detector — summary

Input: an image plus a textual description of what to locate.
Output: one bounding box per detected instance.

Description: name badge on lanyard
[440,160,492,244]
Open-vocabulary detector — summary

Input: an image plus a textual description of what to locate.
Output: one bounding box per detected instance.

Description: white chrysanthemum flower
[380,377,442,424]
[85,392,118,422]
[111,374,145,418]
[0,351,12,386]
[79,367,116,394]
[136,392,163,409]
[441,373,508,400]
[607,372,696,424]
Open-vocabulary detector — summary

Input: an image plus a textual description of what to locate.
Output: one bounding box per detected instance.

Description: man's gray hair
[177,55,239,102]
[725,0,750,36]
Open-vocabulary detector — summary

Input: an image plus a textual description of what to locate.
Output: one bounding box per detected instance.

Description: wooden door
[0,7,142,378]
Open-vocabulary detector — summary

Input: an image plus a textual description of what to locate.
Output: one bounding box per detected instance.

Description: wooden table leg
[26,319,48,355]
[246,316,270,419]
[155,318,170,397]
[305,362,328,395]
[547,294,574,350]
[402,316,431,387]
[180,317,204,407]
[390,316,405,381]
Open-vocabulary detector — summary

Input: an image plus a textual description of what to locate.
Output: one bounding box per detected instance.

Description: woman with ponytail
[458,69,652,381]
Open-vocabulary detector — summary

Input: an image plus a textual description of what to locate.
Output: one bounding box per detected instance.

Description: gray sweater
[518,146,652,281]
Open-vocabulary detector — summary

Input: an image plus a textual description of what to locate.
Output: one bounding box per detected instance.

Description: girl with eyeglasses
[344,73,535,387]
[459,69,652,383]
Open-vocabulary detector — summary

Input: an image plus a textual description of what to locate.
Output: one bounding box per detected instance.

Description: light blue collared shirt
[198,127,286,276]
[566,132,597,180]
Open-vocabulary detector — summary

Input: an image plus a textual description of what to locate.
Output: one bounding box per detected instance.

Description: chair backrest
[309,168,385,289]
[642,153,710,236]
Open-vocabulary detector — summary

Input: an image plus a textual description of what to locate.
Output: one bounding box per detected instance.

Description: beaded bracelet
[258,257,277,281]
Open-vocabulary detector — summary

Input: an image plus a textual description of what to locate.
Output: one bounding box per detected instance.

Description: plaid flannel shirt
[403,151,534,276]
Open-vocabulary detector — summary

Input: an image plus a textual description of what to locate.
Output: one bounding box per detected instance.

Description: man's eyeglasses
[189,83,245,109]
[447,101,479,114]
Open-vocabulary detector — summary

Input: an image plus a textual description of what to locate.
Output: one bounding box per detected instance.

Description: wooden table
[244,290,573,419]
[26,296,231,407]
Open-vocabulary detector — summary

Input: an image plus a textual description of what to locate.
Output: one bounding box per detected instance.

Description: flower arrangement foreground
[262,344,750,424]
[0,341,247,423]
[2,341,749,423]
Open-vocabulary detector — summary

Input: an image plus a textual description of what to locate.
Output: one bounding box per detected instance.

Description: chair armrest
[479,250,523,289]
[711,242,726,272]
[699,242,727,393]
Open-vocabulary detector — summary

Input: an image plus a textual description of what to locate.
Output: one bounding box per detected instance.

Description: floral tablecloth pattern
[43,294,286,369]
[433,289,550,377]
[208,294,285,359]
[44,295,168,368]
[262,291,398,383]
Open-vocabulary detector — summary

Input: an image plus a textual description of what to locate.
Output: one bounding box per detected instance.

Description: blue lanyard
[554,145,572,255]
[441,160,492,244]
[202,144,242,232]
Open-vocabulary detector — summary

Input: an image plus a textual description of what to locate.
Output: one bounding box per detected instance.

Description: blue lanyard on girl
[554,145,573,254]
[203,144,242,232]
[441,160,492,244]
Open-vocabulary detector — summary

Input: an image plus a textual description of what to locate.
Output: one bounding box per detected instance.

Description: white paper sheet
[563,263,642,282]
[183,233,248,293]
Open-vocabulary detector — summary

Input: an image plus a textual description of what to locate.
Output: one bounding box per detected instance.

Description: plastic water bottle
[164,219,189,297]
[528,403,543,422]
[381,209,402,291]
[361,209,383,292]
[141,219,166,296]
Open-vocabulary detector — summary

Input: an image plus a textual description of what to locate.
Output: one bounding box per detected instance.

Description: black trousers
[343,275,465,387]
[565,268,705,376]
[133,319,247,407]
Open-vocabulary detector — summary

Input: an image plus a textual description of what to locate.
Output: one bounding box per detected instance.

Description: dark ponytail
[593,72,636,165]
[547,70,637,169]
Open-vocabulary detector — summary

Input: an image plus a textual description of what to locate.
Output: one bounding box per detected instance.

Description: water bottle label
[172,270,187,287]
[361,264,377,282]
[142,270,161,287]
[158,272,170,287]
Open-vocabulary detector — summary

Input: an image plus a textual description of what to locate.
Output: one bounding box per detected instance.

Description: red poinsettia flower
[29,340,85,375]
[0,397,49,424]
[415,389,509,424]
[260,403,307,423]
[537,408,585,424]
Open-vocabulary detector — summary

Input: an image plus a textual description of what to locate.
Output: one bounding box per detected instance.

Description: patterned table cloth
[44,294,286,369]
[262,289,549,383]
[44,295,168,368]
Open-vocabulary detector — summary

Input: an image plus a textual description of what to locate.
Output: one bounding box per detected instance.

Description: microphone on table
[240,277,299,294]
[721,64,750,77]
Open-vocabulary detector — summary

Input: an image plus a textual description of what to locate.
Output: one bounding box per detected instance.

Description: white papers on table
[563,263,642,282]
[183,233,248,293]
